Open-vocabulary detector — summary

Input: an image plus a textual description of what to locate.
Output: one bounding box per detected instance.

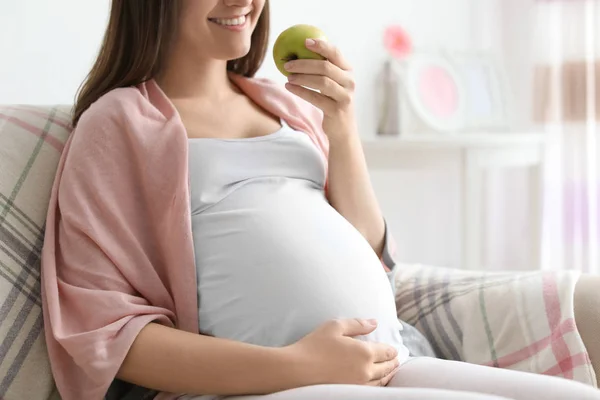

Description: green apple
[273,24,328,77]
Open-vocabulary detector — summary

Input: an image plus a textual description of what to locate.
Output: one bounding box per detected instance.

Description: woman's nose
[223,0,252,7]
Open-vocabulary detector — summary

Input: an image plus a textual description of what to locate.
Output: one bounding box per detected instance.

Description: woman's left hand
[284,39,358,144]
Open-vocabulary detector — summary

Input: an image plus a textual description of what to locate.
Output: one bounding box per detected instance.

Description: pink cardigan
[41,74,395,400]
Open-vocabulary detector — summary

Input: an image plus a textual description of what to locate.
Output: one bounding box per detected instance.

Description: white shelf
[361,130,547,271]
[362,132,547,150]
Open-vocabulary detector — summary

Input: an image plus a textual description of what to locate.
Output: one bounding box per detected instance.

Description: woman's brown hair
[72,0,270,127]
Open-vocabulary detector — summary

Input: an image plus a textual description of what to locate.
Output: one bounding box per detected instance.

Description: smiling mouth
[208,12,251,27]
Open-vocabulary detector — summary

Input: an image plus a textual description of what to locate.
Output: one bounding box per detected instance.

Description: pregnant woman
[40,1,600,400]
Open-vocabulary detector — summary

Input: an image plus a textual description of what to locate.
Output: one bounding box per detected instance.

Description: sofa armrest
[574,275,600,383]
[393,263,597,386]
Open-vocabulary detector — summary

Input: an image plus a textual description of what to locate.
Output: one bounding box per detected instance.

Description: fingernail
[305,38,316,47]
[284,61,294,71]
[367,319,378,326]
[287,74,297,82]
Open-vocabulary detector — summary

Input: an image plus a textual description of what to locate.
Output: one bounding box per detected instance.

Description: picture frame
[400,52,468,134]
[448,52,513,131]
[375,50,514,137]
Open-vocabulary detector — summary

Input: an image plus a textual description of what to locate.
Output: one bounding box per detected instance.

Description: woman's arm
[283,39,386,257]
[326,135,386,257]
[117,319,400,396]
[118,323,298,396]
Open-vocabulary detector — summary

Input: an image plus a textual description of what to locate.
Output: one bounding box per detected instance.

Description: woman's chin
[223,49,252,63]
[215,42,252,61]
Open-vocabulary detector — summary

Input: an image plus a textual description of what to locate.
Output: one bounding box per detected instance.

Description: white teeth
[214,15,246,26]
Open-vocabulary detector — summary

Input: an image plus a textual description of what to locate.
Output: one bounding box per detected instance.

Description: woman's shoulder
[65,83,174,171]
[77,86,152,133]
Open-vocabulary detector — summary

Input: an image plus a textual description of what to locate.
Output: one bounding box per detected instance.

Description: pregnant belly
[192,182,405,352]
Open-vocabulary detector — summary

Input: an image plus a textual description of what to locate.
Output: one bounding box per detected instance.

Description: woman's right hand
[284,319,401,387]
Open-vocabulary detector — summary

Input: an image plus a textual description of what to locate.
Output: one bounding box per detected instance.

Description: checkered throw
[0,105,72,400]
[394,263,597,386]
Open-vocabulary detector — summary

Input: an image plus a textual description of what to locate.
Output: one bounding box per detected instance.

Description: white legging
[183,357,600,400]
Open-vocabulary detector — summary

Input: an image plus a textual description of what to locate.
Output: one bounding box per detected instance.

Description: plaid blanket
[0,105,72,400]
[394,263,597,387]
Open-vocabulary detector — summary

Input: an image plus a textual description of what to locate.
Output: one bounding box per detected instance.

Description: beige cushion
[0,106,72,400]
[575,275,600,381]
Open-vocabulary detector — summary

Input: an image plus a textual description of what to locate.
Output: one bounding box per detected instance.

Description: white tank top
[188,120,409,361]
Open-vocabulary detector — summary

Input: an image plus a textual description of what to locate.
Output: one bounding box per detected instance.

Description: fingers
[323,318,379,337]
[283,41,356,116]
[284,59,353,90]
[305,38,352,71]
[284,83,337,114]
[287,74,351,104]
[366,360,401,387]
[369,342,399,363]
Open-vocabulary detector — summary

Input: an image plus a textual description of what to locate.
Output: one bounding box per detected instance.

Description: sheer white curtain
[533,0,600,272]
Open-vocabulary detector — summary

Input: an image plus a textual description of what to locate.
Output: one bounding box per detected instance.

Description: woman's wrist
[326,128,361,152]
[275,344,315,390]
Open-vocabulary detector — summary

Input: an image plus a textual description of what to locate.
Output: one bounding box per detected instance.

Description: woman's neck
[156,49,239,102]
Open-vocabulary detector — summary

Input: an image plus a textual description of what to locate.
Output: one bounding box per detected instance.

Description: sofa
[0,104,599,400]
